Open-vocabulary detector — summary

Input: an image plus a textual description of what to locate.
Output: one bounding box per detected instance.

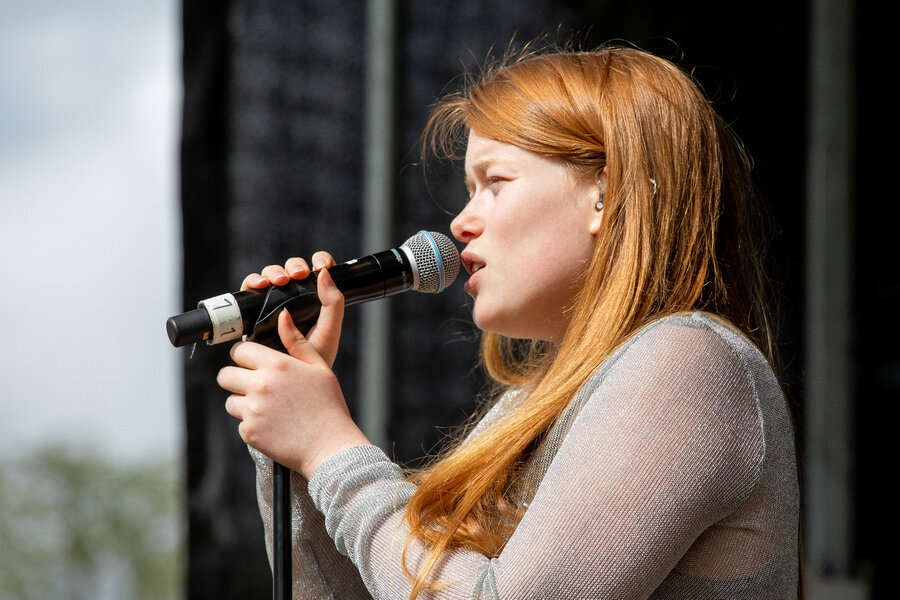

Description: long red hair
[405,45,775,598]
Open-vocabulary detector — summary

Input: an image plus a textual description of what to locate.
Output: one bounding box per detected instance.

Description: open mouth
[461,252,485,276]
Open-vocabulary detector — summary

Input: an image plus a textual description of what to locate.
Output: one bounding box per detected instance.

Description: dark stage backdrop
[179,1,813,598]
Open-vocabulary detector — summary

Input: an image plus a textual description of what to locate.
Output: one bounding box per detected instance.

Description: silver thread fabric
[252,312,799,599]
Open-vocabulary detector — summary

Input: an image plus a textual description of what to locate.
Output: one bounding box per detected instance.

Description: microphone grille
[402,231,460,293]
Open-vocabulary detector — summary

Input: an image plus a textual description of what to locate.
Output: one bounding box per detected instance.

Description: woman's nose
[450,201,483,243]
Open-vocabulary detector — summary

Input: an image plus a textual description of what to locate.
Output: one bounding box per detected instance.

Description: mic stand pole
[247,299,296,600]
[248,284,325,600]
[273,462,291,600]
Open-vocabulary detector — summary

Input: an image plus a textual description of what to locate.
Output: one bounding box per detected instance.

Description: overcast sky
[0,0,182,461]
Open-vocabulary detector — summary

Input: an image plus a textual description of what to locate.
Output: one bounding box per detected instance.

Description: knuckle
[251,376,271,396]
[272,355,293,372]
[238,421,257,446]
[245,397,263,419]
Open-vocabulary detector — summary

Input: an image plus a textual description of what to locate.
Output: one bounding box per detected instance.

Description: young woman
[217,46,800,599]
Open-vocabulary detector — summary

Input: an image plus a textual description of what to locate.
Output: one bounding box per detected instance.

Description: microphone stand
[273,462,291,600]
[249,286,321,600]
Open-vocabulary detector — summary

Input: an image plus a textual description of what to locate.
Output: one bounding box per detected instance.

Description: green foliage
[0,445,184,600]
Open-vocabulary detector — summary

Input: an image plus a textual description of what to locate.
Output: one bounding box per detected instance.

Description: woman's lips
[461,251,485,294]
[461,251,484,275]
[464,267,482,294]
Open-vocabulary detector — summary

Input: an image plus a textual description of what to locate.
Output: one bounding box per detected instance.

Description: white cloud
[0,0,182,461]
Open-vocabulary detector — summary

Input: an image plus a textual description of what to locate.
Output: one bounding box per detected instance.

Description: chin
[473,314,545,341]
[471,309,507,337]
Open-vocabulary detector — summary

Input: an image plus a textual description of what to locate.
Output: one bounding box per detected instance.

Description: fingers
[277,309,305,357]
[260,264,292,286]
[226,339,292,371]
[285,257,311,279]
[307,268,345,367]
[239,254,332,292]
[240,259,311,291]
[240,265,290,292]
[310,251,336,271]
[223,315,327,370]
[240,272,270,291]
[218,361,250,396]
[278,309,328,366]
[224,392,244,420]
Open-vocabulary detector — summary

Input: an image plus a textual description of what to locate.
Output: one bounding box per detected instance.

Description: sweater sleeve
[250,446,371,599]
[248,389,523,599]
[306,317,772,599]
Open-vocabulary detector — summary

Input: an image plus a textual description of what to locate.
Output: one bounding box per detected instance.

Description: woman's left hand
[218,270,370,479]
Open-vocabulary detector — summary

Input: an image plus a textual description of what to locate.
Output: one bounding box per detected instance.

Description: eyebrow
[463,156,497,190]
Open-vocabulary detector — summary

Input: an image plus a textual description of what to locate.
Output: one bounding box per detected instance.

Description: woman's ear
[588,167,607,235]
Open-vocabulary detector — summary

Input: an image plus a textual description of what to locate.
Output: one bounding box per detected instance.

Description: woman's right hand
[221,251,364,476]
[240,251,345,368]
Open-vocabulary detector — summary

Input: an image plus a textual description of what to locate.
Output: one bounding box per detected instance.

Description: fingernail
[312,257,325,271]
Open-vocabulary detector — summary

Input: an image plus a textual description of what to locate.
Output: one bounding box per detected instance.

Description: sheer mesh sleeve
[301,313,798,599]
[247,374,523,598]
[250,447,371,599]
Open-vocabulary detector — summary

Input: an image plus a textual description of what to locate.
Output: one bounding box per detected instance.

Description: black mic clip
[247,276,321,351]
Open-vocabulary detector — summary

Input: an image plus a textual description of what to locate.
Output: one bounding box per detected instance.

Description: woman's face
[451,130,603,342]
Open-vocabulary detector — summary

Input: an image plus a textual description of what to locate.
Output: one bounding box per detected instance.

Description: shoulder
[604,312,773,396]
[577,313,775,493]
[626,312,762,359]
[597,312,776,419]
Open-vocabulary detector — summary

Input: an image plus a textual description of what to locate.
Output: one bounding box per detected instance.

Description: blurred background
[1,1,182,598]
[1,0,888,599]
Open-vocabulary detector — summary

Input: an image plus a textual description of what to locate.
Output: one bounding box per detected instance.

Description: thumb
[306,267,345,367]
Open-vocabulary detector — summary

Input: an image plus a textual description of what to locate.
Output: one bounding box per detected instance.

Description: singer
[217,45,799,599]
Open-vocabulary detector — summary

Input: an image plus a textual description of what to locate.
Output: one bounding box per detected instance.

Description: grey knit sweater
[251,312,799,599]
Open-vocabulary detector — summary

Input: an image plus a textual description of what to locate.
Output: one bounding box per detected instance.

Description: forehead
[465,130,503,165]
[464,130,578,185]
[464,130,528,175]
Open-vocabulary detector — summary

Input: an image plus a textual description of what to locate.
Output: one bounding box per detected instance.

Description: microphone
[165,230,460,348]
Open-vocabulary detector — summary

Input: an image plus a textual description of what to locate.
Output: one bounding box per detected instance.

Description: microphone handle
[166,247,414,348]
